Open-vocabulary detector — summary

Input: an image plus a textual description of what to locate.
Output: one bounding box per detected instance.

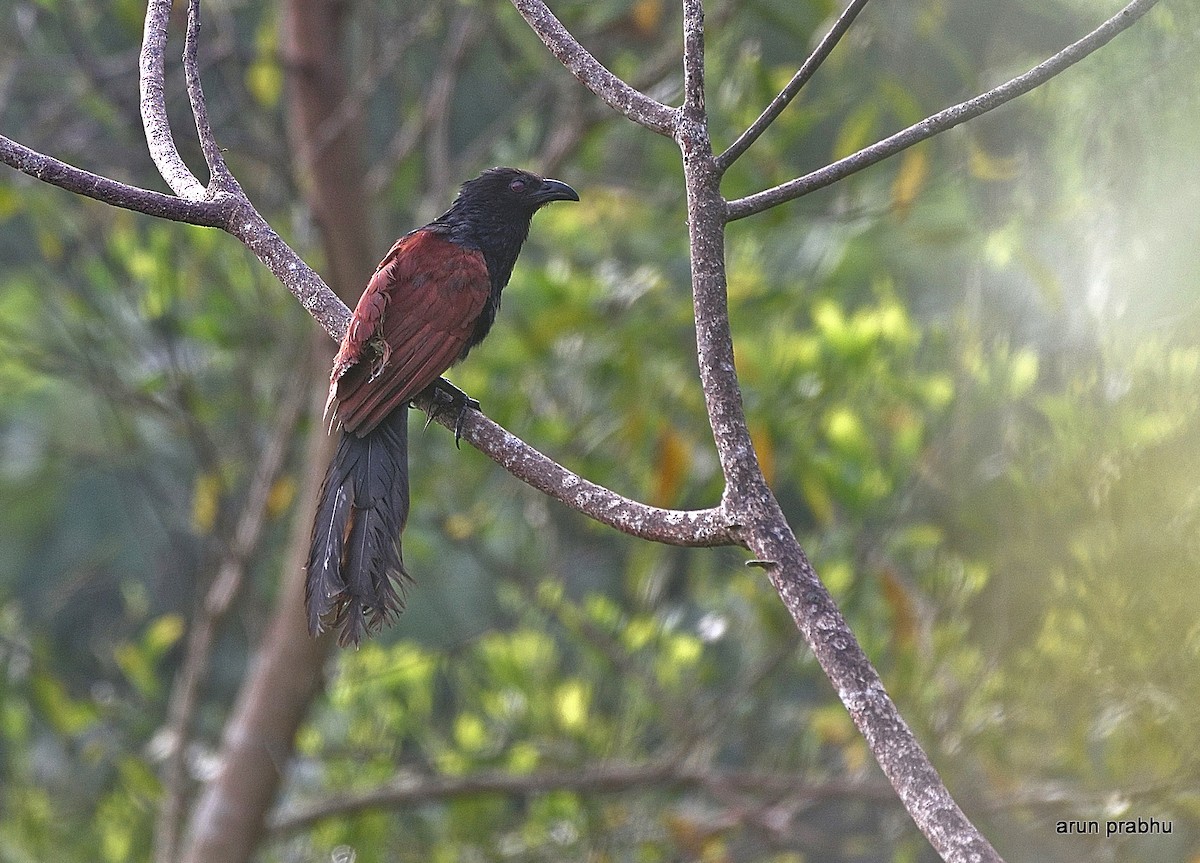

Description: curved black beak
[534,178,580,204]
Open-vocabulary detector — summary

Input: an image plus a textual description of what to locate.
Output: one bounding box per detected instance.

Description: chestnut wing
[329,229,491,436]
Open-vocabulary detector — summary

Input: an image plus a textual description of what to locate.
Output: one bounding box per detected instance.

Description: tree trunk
[178,0,374,860]
[179,381,333,863]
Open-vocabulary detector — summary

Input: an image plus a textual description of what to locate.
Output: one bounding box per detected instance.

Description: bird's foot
[425,378,480,447]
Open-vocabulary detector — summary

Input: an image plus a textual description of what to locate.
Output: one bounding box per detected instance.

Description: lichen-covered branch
[140,0,206,198]
[183,0,236,191]
[415,390,735,548]
[676,1,1003,860]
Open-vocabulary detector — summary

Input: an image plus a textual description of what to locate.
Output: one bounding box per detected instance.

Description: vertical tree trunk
[281,0,378,294]
[178,1,374,860]
[179,389,333,863]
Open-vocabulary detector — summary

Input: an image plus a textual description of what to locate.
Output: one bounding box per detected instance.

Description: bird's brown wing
[328,228,491,436]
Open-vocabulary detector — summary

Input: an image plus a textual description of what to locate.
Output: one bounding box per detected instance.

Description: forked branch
[0,134,229,226]
[0,0,727,551]
[0,0,1165,860]
[522,0,1156,859]
[727,0,1161,219]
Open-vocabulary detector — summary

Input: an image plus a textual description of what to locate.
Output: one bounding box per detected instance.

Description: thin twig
[726,0,1161,220]
[267,761,896,835]
[183,0,236,191]
[715,0,873,172]
[534,0,743,177]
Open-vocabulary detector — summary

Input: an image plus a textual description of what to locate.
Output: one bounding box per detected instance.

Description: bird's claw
[426,378,480,448]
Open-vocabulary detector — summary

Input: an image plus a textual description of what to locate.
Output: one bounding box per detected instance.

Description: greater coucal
[306,167,579,647]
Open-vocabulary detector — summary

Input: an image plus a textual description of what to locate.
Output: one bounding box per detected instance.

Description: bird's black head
[436,167,578,298]
[456,166,580,214]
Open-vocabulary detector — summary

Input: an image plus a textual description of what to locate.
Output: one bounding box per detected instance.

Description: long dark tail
[306,409,411,647]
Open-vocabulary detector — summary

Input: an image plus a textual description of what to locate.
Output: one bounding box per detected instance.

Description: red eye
[509,178,526,193]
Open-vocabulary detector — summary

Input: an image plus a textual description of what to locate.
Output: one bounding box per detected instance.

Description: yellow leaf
[453,712,487,752]
[32,675,97,735]
[1008,349,1040,396]
[823,406,870,458]
[145,614,185,655]
[624,617,657,651]
[749,422,775,487]
[190,473,221,534]
[508,742,540,774]
[667,633,702,666]
[265,476,295,518]
[821,560,853,596]
[554,680,590,731]
[652,426,691,507]
[833,103,879,160]
[114,643,159,698]
[246,60,282,108]
[631,0,663,35]
[891,145,930,218]
[968,139,1020,181]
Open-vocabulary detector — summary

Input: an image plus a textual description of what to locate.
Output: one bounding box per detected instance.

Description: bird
[306,167,579,647]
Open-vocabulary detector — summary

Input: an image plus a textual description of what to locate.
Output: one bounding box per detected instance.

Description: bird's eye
[509,178,526,193]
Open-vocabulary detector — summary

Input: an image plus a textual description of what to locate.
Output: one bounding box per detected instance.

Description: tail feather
[306,409,412,647]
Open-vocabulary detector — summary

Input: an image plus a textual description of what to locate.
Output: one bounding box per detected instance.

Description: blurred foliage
[2,0,1199,861]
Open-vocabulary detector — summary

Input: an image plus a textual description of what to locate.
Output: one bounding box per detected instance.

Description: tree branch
[4,0,1166,857]
[5,0,729,554]
[675,3,1003,861]
[140,0,206,198]
[183,0,236,192]
[0,134,230,225]
[268,761,897,835]
[726,0,1161,220]
[0,133,722,552]
[676,0,764,501]
[715,0,873,172]
[414,390,736,548]
[508,0,679,136]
